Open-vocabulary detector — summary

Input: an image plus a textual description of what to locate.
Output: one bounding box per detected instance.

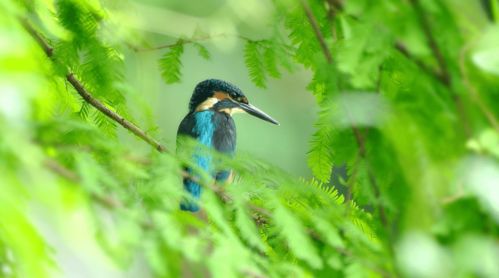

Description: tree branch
[20,18,168,153]
[394,41,440,78]
[66,73,167,152]
[19,17,53,56]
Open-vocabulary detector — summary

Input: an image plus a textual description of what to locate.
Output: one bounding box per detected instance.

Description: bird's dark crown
[189,79,247,112]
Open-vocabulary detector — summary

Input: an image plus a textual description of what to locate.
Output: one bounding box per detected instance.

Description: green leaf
[263,44,281,78]
[244,41,266,88]
[159,41,184,84]
[308,107,335,183]
[274,204,323,269]
[193,42,210,60]
[472,27,499,76]
[235,204,266,252]
[310,215,345,249]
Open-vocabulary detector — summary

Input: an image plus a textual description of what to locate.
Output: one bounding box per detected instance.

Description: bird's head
[189,79,279,125]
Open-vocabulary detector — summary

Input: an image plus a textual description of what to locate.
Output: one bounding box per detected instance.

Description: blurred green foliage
[1,0,499,277]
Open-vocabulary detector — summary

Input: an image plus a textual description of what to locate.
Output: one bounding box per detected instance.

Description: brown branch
[43,158,79,182]
[66,74,167,152]
[19,17,53,56]
[409,0,450,85]
[394,41,440,78]
[394,40,472,138]
[302,0,333,64]
[20,18,168,153]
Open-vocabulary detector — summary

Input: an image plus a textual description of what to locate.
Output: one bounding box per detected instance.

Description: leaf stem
[302,0,333,64]
[408,0,473,137]
[131,33,270,52]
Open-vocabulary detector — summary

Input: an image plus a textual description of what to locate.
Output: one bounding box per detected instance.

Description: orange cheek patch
[213,91,230,100]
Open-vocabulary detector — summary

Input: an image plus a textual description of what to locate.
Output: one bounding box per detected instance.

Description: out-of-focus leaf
[193,42,210,60]
[274,204,323,269]
[472,27,499,75]
[159,41,184,84]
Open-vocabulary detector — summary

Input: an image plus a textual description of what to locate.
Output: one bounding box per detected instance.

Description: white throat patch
[220,107,245,115]
[195,97,219,112]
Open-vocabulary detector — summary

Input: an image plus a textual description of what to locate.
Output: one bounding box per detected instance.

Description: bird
[177,79,279,212]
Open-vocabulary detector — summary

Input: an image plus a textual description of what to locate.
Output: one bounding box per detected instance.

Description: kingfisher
[177,79,279,212]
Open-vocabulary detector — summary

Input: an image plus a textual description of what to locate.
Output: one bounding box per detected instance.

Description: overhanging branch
[20,18,167,153]
[302,0,333,64]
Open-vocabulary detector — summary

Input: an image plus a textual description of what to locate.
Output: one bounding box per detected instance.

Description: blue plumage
[180,111,215,211]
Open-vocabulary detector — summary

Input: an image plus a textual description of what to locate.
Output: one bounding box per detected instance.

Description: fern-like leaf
[159,41,184,84]
[244,41,266,88]
[262,42,281,78]
[307,108,335,183]
[274,204,323,269]
[193,42,210,60]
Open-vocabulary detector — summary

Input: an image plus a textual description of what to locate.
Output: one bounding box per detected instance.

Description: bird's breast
[192,110,216,147]
[212,111,236,154]
[177,110,237,155]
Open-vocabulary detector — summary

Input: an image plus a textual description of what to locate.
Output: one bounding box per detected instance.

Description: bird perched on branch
[177,79,279,212]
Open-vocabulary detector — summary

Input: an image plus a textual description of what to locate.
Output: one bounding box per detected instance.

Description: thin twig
[43,158,79,182]
[302,0,333,63]
[409,0,473,138]
[44,158,153,229]
[66,73,167,152]
[409,0,450,85]
[131,34,220,52]
[19,17,53,56]
[132,33,261,52]
[394,41,440,78]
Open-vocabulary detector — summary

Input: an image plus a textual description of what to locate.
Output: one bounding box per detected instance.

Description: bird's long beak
[238,102,279,125]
